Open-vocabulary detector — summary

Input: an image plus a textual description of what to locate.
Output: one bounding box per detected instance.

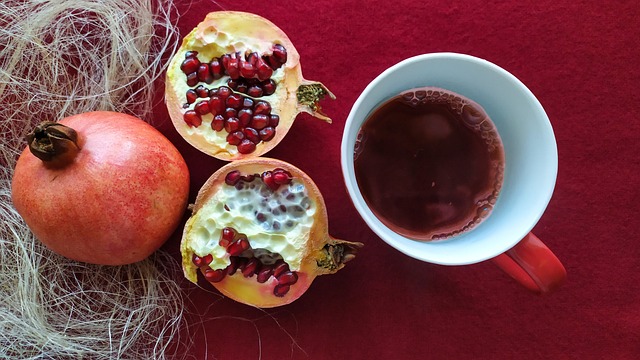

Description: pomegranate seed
[218,86,231,100]
[185,50,198,59]
[247,86,263,97]
[209,88,219,97]
[272,44,287,65]
[242,174,256,182]
[192,254,204,267]
[224,117,240,133]
[225,170,242,186]
[224,107,237,118]
[256,266,274,283]
[226,130,244,145]
[242,258,260,277]
[183,110,202,127]
[273,284,290,297]
[277,271,298,286]
[220,54,231,69]
[208,96,224,116]
[211,114,225,131]
[209,59,223,79]
[202,254,213,265]
[259,127,276,141]
[243,127,260,144]
[220,226,237,246]
[227,78,238,90]
[246,52,259,65]
[261,171,278,190]
[195,85,209,98]
[180,57,200,74]
[255,58,273,81]
[242,97,255,108]
[227,237,250,256]
[236,83,248,94]
[238,108,253,127]
[265,55,280,70]
[273,171,291,185]
[240,61,256,78]
[226,58,240,79]
[197,64,213,83]
[194,100,210,115]
[185,89,198,104]
[204,268,226,283]
[269,114,280,127]
[272,261,289,278]
[237,139,256,154]
[253,101,271,115]
[226,256,240,275]
[186,72,198,87]
[262,79,276,95]
[250,114,269,130]
[226,93,243,109]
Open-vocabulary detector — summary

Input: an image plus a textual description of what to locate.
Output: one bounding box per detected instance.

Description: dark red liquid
[353,87,504,241]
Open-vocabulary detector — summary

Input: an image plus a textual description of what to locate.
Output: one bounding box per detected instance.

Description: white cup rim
[340,52,557,265]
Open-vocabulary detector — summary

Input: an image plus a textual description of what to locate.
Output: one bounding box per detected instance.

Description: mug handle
[490,232,566,294]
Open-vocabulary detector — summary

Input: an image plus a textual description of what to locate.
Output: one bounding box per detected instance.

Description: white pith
[167,28,288,156]
[185,178,316,272]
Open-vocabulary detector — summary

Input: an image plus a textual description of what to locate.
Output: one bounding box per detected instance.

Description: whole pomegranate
[11,111,190,265]
[181,158,362,308]
[165,11,334,160]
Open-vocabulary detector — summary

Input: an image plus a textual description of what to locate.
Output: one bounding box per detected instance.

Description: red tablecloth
[157,1,640,358]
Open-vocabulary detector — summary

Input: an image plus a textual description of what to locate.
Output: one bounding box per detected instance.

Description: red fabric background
[156,1,640,359]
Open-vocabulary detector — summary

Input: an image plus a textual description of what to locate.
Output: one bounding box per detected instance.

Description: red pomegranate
[11,111,190,265]
[181,158,362,307]
[165,11,334,160]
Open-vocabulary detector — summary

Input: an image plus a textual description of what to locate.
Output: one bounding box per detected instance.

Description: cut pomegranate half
[181,158,362,308]
[165,11,335,160]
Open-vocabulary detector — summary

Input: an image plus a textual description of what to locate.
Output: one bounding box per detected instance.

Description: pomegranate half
[181,158,362,308]
[165,11,334,160]
[11,111,190,265]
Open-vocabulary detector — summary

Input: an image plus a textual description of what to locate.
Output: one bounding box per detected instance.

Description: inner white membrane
[188,178,316,271]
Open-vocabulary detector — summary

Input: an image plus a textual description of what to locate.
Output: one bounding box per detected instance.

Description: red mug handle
[491,232,566,294]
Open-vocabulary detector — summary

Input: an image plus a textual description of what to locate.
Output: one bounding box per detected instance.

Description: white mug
[341,53,566,293]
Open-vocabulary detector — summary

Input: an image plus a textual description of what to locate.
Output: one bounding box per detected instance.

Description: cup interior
[341,53,557,265]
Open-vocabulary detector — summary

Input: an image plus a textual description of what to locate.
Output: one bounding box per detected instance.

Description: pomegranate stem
[27,121,80,165]
[296,82,334,113]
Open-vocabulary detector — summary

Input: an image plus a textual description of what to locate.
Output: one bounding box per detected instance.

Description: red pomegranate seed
[192,254,204,267]
[220,54,231,69]
[197,64,213,83]
[273,171,291,185]
[277,271,298,286]
[256,266,273,283]
[226,130,244,145]
[204,268,226,283]
[183,110,202,127]
[243,127,260,144]
[242,97,254,108]
[272,44,287,65]
[253,101,271,115]
[242,174,256,182]
[236,82,248,94]
[226,58,240,79]
[237,139,256,154]
[224,107,237,119]
[185,89,198,104]
[180,57,200,74]
[211,114,225,131]
[250,114,269,130]
[220,227,237,247]
[241,258,260,277]
[273,284,290,297]
[209,88,219,97]
[247,86,263,97]
[186,72,198,87]
[194,100,210,115]
[259,127,276,141]
[225,170,242,186]
[238,108,253,127]
[195,85,209,98]
[226,256,240,275]
[209,59,223,79]
[227,237,250,256]
[240,60,256,78]
[208,96,224,116]
[265,55,280,70]
[255,58,273,81]
[218,86,231,100]
[261,171,278,190]
[272,261,289,278]
[224,117,240,133]
[226,93,243,109]
[246,52,259,65]
[227,78,239,90]
[269,114,280,127]
[185,50,198,59]
[262,79,276,95]
[202,254,213,266]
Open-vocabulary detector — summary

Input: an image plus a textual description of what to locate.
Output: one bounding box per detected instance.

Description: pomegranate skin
[11,111,190,265]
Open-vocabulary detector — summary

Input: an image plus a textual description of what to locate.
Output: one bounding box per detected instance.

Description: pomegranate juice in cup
[353,87,504,241]
[342,53,566,294]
